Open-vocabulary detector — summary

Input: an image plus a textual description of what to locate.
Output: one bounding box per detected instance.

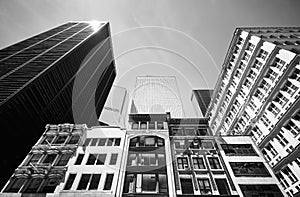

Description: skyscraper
[206,27,300,196]
[0,21,116,188]
[191,89,214,117]
[130,76,184,117]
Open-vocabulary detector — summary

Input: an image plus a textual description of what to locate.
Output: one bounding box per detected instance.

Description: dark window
[180,178,194,194]
[149,122,155,129]
[140,122,147,129]
[198,179,211,195]
[43,154,57,165]
[98,138,106,146]
[132,122,139,129]
[86,154,97,165]
[103,174,114,190]
[239,184,284,197]
[107,138,114,146]
[90,138,98,146]
[215,179,230,195]
[64,174,76,190]
[157,122,164,129]
[67,135,80,144]
[208,157,221,169]
[177,157,188,169]
[197,129,207,135]
[193,158,205,169]
[88,174,101,190]
[114,138,121,146]
[40,178,59,193]
[185,128,195,136]
[74,154,84,165]
[41,135,55,145]
[53,135,67,144]
[26,154,42,165]
[221,144,257,156]
[159,174,168,193]
[123,174,135,193]
[129,137,138,147]
[109,154,118,165]
[84,138,91,146]
[173,127,184,136]
[202,141,214,149]
[96,154,107,165]
[23,178,43,193]
[56,154,72,166]
[3,178,26,192]
[142,174,157,192]
[230,162,271,177]
[77,174,91,190]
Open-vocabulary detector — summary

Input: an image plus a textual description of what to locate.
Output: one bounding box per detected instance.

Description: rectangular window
[193,157,205,169]
[41,135,55,145]
[84,138,91,146]
[202,141,214,149]
[86,154,97,165]
[177,157,188,169]
[159,174,168,193]
[145,137,155,146]
[42,154,57,165]
[114,138,121,146]
[3,178,26,193]
[149,122,155,129]
[240,184,284,197]
[64,174,76,190]
[88,174,101,190]
[53,135,67,144]
[282,166,298,183]
[142,174,157,192]
[56,154,72,166]
[208,157,221,169]
[90,138,98,146]
[109,154,118,165]
[107,138,114,146]
[75,154,84,165]
[98,138,106,146]
[23,178,43,193]
[41,178,59,193]
[157,122,164,129]
[26,154,42,165]
[180,178,194,194]
[77,174,91,190]
[96,154,107,165]
[215,179,230,195]
[103,174,114,190]
[198,179,211,195]
[221,144,257,156]
[185,128,196,136]
[67,135,80,144]
[230,162,271,177]
[140,122,147,129]
[132,122,139,129]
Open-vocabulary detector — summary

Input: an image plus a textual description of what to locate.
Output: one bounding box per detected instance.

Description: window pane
[149,122,155,129]
[109,154,118,165]
[90,138,98,146]
[41,135,55,145]
[215,179,230,195]
[107,138,114,146]
[56,154,72,166]
[27,154,42,165]
[74,154,84,165]
[67,135,80,144]
[198,179,211,195]
[114,138,121,146]
[180,178,194,194]
[142,174,156,192]
[24,178,43,193]
[140,122,147,129]
[77,174,91,190]
[86,154,97,165]
[96,154,107,165]
[159,174,168,193]
[103,174,114,190]
[132,122,139,129]
[43,154,57,165]
[3,178,26,192]
[145,137,155,146]
[53,135,67,144]
[64,174,76,190]
[157,122,164,129]
[84,138,91,146]
[88,174,101,190]
[40,178,59,193]
[98,138,106,146]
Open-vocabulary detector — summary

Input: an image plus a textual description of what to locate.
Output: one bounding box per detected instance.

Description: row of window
[221,144,257,156]
[64,173,114,191]
[127,153,165,166]
[177,156,222,170]
[40,134,80,145]
[129,136,164,147]
[132,121,164,130]
[173,139,214,150]
[74,153,118,165]
[230,162,270,177]
[171,127,208,136]
[25,153,72,166]
[83,138,121,146]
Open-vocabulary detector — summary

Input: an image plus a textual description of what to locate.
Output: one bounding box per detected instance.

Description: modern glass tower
[0,21,116,189]
[130,76,184,117]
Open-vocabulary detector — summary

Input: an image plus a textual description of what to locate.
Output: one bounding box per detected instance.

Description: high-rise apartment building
[206,27,300,196]
[130,76,184,117]
[0,21,116,189]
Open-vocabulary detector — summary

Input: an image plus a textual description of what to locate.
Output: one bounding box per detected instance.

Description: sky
[1,0,300,117]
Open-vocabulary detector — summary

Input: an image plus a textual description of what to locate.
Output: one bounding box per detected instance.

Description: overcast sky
[1,0,300,117]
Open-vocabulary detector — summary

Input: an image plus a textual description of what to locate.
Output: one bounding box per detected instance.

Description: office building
[191,89,214,117]
[206,27,300,196]
[130,76,184,117]
[99,85,128,128]
[0,21,116,188]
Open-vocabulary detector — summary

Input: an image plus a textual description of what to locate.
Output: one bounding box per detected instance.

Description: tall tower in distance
[130,76,185,117]
[206,27,300,196]
[0,21,116,189]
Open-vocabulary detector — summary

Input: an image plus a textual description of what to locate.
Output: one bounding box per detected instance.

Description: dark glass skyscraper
[0,21,116,188]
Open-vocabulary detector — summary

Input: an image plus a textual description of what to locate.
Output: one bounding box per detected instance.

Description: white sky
[1,0,300,117]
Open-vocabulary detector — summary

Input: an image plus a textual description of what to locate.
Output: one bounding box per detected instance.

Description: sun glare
[89,20,101,31]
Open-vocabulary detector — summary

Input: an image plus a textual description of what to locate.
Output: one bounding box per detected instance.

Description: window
[96,154,107,165]
[174,140,185,149]
[41,135,55,145]
[193,157,205,169]
[177,157,189,169]
[42,154,57,165]
[77,174,91,190]
[141,154,156,166]
[23,178,43,193]
[260,79,271,93]
[258,49,268,60]
[202,141,214,149]
[109,154,118,165]
[274,92,289,107]
[208,157,221,169]
[180,178,194,194]
[26,154,42,165]
[198,179,211,195]
[56,154,72,166]
[273,57,286,71]
[67,135,80,144]
[157,122,164,129]
[275,131,289,147]
[145,137,155,146]
[98,138,106,146]
[88,174,101,190]
[142,174,157,192]
[53,135,67,144]
[3,178,26,193]
[90,138,98,146]
[215,179,230,195]
[114,138,121,146]
[265,69,279,82]
[84,138,91,146]
[149,122,155,129]
[172,127,184,136]
[283,80,298,96]
[132,122,139,129]
[103,174,114,190]
[64,174,76,190]
[41,178,59,193]
[75,154,84,165]
[86,154,97,165]
[221,144,257,156]
[185,128,196,136]
[140,122,147,129]
[265,143,278,157]
[107,138,114,146]
[282,166,298,183]
[230,162,271,177]
[240,184,284,197]
[285,120,300,137]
